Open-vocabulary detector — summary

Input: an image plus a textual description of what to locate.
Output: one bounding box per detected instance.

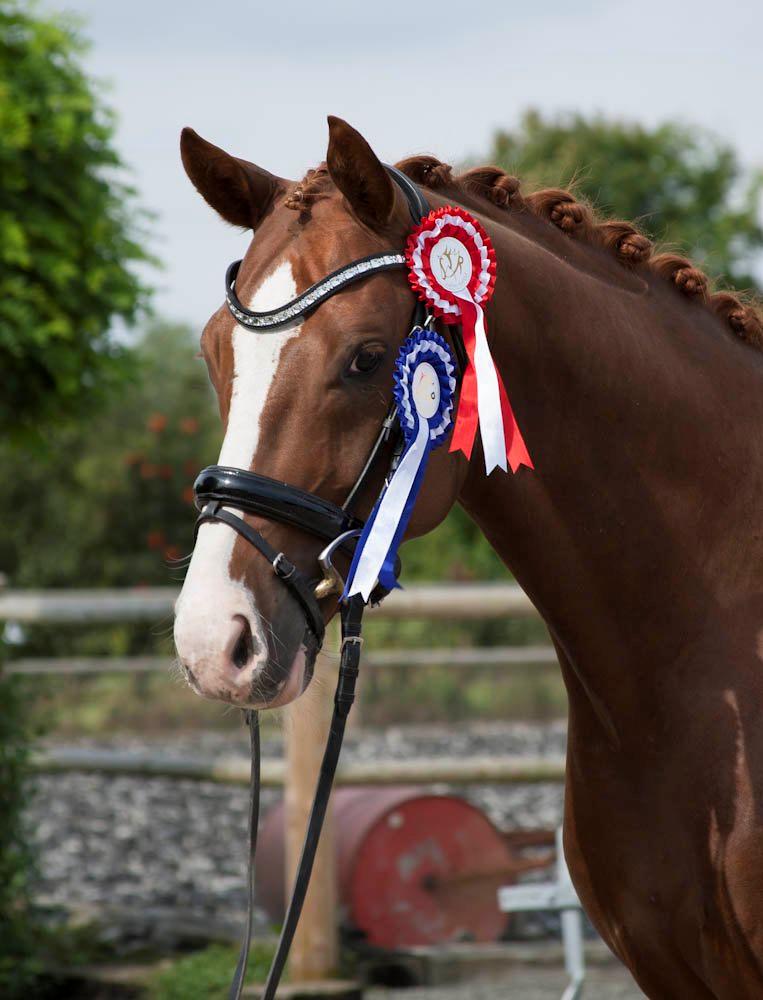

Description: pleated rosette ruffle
[393,329,457,446]
[405,205,496,320]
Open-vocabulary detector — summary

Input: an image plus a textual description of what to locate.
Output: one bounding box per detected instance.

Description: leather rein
[191,167,463,999]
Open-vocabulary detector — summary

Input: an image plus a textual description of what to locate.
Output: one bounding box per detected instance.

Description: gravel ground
[367,965,646,999]
[27,721,568,947]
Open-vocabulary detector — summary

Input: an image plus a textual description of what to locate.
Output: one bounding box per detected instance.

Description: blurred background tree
[0,318,220,679]
[488,110,763,290]
[0,5,151,993]
[0,320,217,592]
[0,1,151,444]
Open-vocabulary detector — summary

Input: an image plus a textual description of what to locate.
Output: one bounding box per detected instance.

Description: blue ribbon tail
[376,449,431,592]
[341,487,386,602]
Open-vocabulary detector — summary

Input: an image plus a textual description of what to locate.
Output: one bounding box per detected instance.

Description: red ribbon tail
[497,373,533,473]
[448,314,479,460]
[448,297,532,474]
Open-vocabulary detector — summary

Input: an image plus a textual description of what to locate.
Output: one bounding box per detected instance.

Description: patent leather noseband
[194,466,362,545]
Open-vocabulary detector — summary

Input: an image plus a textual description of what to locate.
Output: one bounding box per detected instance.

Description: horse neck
[457,207,763,729]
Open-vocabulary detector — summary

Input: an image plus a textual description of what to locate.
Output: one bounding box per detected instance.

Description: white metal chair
[497,826,585,1000]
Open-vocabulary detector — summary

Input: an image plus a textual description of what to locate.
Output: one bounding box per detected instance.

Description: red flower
[180,417,199,435]
[147,530,165,550]
[147,413,167,433]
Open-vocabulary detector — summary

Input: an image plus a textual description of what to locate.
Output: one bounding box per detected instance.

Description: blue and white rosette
[343,328,457,602]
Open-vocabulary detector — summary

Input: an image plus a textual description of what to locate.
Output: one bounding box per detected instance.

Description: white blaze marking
[175,261,303,683]
[219,261,303,467]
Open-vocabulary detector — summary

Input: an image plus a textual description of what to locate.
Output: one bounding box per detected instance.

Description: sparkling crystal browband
[225,253,407,331]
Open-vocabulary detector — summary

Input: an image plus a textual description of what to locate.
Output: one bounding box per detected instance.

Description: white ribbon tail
[346,417,430,601]
[456,292,507,474]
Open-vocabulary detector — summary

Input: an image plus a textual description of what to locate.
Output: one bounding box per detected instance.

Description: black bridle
[190,167,462,999]
[194,168,439,639]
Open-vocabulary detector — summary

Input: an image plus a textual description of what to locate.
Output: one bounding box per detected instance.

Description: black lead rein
[230,708,260,997]
[229,597,364,1000]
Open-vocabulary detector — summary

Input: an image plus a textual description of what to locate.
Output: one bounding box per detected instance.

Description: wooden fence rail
[31,748,566,786]
[7,645,558,676]
[0,583,539,623]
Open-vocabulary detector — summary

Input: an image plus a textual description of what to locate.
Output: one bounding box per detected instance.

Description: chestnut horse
[174,117,763,998]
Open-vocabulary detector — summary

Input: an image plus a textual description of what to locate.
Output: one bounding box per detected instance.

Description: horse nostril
[230,615,255,670]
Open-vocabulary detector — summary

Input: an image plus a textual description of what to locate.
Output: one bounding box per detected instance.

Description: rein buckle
[272,552,295,580]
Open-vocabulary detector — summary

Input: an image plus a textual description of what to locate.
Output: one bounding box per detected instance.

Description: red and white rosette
[405,206,533,475]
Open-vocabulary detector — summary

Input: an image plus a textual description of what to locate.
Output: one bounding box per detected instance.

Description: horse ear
[180,127,282,229]
[326,116,395,230]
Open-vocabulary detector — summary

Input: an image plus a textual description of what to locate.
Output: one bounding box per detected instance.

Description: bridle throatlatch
[189,165,533,999]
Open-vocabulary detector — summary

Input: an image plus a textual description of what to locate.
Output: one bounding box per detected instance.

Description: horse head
[173,118,464,708]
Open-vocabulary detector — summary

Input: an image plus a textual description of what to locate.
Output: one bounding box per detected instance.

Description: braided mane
[283,155,763,349]
[395,155,763,349]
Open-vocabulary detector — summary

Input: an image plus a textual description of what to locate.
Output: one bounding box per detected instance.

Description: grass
[358,661,567,726]
[7,936,275,999]
[145,943,275,1000]
[30,671,245,737]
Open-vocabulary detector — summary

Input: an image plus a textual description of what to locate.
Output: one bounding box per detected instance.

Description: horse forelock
[283,163,333,213]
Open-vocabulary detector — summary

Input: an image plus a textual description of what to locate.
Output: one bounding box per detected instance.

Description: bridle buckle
[272,552,295,580]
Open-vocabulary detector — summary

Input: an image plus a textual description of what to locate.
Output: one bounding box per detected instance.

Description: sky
[51,0,763,331]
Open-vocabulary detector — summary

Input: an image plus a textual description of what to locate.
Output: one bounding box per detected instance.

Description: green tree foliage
[0,671,40,998]
[0,320,219,594]
[489,110,763,290]
[0,3,150,440]
[0,6,151,990]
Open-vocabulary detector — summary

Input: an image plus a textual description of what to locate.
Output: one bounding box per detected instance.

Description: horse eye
[348,346,384,376]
